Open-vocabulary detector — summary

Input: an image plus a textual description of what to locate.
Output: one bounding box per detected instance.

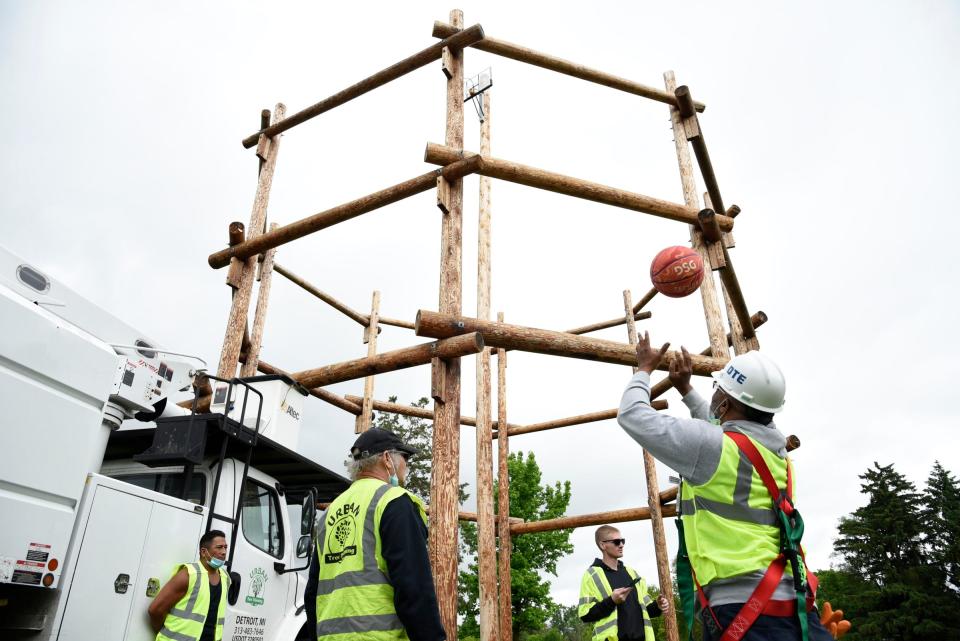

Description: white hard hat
[711,351,786,413]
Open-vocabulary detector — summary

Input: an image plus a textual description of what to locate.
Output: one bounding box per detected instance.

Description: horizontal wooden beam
[495,403,667,439]
[415,310,727,375]
[423,144,734,231]
[292,333,484,388]
[566,310,651,336]
[208,156,482,269]
[431,22,705,113]
[273,263,368,326]
[255,358,363,414]
[511,502,677,535]
[241,24,486,148]
[343,395,523,431]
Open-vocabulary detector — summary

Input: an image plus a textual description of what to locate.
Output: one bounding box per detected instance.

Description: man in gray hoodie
[617,331,833,640]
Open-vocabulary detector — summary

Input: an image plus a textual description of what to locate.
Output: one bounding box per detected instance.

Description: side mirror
[227,571,241,605]
[301,490,317,536]
[297,534,312,559]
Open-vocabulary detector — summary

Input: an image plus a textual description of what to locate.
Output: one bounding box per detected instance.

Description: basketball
[650,246,704,298]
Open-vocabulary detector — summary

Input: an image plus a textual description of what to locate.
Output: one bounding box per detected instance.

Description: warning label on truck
[12,560,44,585]
[26,542,51,563]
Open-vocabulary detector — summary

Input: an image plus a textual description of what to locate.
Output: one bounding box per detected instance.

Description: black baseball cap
[350,428,419,460]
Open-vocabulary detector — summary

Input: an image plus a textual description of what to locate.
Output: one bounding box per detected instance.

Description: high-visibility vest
[156,562,229,641]
[315,478,427,640]
[679,431,794,587]
[578,563,655,641]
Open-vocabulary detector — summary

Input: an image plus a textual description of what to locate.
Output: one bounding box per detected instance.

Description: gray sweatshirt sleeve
[617,372,723,486]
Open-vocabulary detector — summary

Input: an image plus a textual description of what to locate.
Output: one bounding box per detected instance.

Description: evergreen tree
[921,461,960,593]
[459,451,573,639]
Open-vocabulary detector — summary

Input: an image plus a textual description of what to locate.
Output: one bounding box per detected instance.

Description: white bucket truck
[0,247,349,640]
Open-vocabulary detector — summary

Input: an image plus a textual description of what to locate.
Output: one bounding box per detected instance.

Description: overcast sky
[3,0,958,611]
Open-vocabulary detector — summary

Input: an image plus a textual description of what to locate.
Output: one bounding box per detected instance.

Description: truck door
[222,468,291,641]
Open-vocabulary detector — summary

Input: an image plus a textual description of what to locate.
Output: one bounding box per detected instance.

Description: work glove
[819,602,851,639]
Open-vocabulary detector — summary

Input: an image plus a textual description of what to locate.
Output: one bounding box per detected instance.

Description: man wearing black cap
[306,427,446,641]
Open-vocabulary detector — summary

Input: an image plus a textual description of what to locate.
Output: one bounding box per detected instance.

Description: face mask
[206,555,225,569]
[709,398,727,425]
[386,454,401,487]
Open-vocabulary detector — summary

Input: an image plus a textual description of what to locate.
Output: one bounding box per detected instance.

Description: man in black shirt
[579,525,669,641]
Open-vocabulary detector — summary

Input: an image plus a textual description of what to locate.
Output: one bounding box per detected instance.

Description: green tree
[921,461,960,593]
[459,451,573,639]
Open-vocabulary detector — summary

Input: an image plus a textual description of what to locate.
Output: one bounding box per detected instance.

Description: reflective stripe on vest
[315,479,427,640]
[577,564,654,641]
[680,431,791,587]
[157,563,229,641]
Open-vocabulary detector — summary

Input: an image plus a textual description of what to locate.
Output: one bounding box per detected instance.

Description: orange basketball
[650,246,704,298]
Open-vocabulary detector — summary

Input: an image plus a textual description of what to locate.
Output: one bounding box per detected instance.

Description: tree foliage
[459,451,573,639]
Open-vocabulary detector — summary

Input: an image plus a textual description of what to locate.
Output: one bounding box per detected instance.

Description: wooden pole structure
[291,333,483,389]
[475,89,499,641]
[431,22,705,113]
[511,503,678,535]
[241,25,485,148]
[254,358,363,414]
[623,289,679,641]
[565,310,651,336]
[239,223,279,377]
[495,311,513,641]
[663,71,729,360]
[217,104,286,380]
[356,290,381,433]
[415,310,727,375]
[344,395,524,432]
[494,402,667,439]
[273,263,369,326]
[430,11,465,638]
[208,156,481,269]
[631,287,659,315]
[423,144,735,231]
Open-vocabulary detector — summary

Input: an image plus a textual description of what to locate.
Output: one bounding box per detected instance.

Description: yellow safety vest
[156,562,229,641]
[315,478,427,640]
[679,431,794,587]
[578,563,655,641]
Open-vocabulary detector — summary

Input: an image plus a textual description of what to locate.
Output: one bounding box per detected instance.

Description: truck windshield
[114,472,206,505]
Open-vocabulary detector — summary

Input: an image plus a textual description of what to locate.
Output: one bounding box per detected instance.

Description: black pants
[702,603,835,640]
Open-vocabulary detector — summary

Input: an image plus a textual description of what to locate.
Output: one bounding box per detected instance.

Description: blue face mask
[207,556,225,569]
[386,454,401,487]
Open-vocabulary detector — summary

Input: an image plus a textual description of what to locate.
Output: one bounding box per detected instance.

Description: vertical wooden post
[622,290,679,641]
[664,71,728,361]
[430,9,465,640]
[475,90,499,641]
[496,311,513,641]
[356,290,381,433]
[217,104,287,380]
[240,222,279,377]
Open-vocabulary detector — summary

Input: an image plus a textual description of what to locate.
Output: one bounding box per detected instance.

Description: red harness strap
[700,432,818,641]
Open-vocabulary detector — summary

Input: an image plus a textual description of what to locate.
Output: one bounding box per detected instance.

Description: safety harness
[676,431,818,641]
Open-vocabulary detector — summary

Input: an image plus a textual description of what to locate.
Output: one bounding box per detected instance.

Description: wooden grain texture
[630,287,659,314]
[240,222,278,377]
[496,312,512,641]
[475,88,499,641]
[217,104,286,380]
[208,157,481,269]
[431,21,705,112]
[565,310,651,336]
[675,85,725,216]
[511,503,678,535]
[290,332,482,388]
[356,290,381,433]
[494,402,667,438]
[623,289,679,641]
[415,310,727,375]
[430,11,465,639]
[423,143,734,231]
[240,24,485,148]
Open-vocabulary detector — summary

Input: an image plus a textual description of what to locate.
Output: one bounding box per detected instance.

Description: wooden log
[415,310,727,375]
[343,394,523,431]
[240,24,486,148]
[511,503,678,535]
[225,222,246,289]
[377,316,416,330]
[495,403,667,438]
[290,333,483,389]
[423,144,735,232]
[273,263,369,326]
[255,358,363,414]
[623,289,679,641]
[356,290,381,433]
[208,157,481,269]
[217,104,286,380]
[647,311,768,401]
[675,85,725,216]
[257,109,271,169]
[240,222,279,377]
[631,287,658,315]
[474,89,499,641]
[665,71,727,357]
[430,12,465,638]
[431,22,705,113]
[565,310,651,336]
[496,312,513,641]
